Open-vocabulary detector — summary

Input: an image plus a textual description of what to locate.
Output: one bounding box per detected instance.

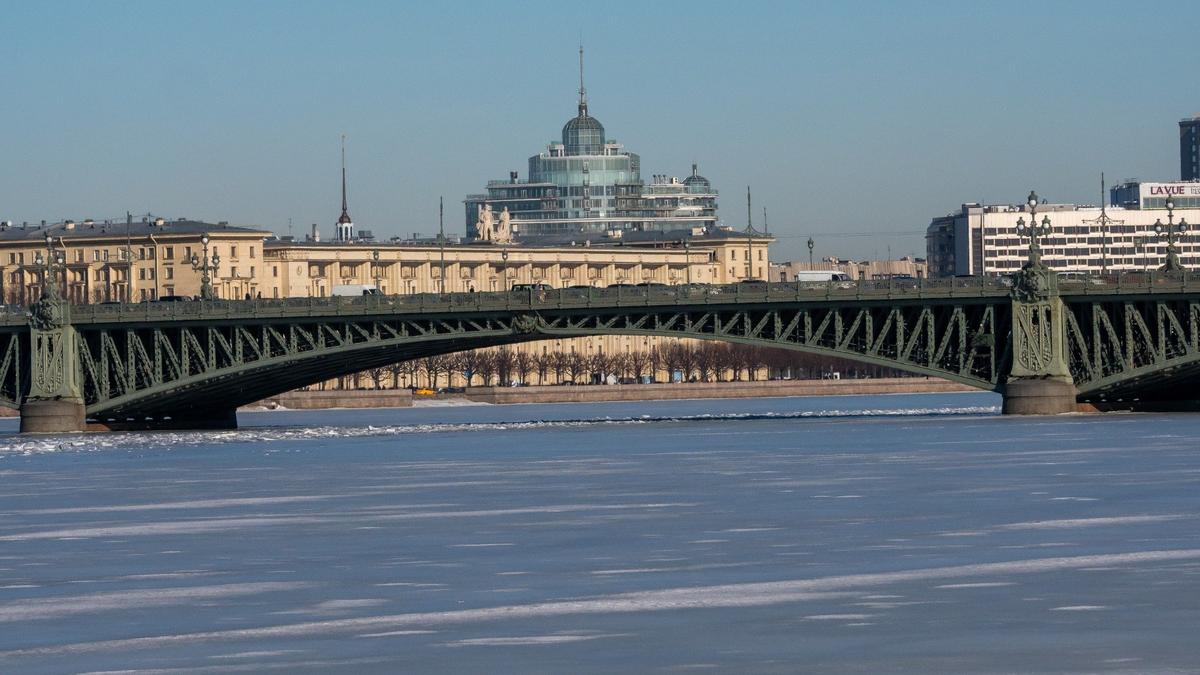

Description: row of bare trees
[326,340,913,391]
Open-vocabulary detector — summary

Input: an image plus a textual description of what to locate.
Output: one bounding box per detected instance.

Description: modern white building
[927,182,1200,277]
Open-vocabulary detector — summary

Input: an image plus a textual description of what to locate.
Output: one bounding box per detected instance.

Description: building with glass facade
[1182,116,1200,181]
[465,52,718,240]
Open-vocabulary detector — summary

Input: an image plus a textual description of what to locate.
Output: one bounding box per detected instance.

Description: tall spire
[338,134,351,226]
[577,45,588,117]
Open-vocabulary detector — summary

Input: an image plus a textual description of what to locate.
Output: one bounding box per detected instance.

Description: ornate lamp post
[1015,191,1052,268]
[189,233,220,300]
[807,236,815,267]
[372,249,382,292]
[1154,194,1188,273]
[501,248,509,292]
[33,232,64,302]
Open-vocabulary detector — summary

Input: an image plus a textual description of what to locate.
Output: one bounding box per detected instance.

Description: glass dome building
[465,50,718,240]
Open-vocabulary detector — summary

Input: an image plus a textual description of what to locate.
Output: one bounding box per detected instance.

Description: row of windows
[5,243,255,265]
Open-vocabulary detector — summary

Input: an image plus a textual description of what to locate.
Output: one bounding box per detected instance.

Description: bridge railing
[39,277,1018,324]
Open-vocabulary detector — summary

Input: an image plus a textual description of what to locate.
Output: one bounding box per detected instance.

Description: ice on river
[0,391,1198,674]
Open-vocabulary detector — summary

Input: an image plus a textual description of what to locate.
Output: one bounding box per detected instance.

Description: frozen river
[1,392,1198,673]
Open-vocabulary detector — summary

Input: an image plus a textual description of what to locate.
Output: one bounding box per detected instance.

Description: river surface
[0,392,1198,674]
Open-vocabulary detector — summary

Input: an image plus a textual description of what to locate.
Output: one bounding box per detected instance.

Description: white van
[332,284,380,296]
[793,271,851,282]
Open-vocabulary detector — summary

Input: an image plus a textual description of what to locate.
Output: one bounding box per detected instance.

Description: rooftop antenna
[577,44,587,117]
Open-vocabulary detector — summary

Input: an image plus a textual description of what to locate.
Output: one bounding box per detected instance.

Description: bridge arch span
[68,296,1007,428]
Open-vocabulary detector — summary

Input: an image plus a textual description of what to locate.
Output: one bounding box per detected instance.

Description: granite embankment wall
[251,389,414,410]
[0,379,978,417]
[462,378,976,405]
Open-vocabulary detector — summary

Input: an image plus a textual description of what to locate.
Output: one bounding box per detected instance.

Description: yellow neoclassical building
[0,217,772,386]
[1,217,772,305]
[259,227,772,298]
[0,218,271,305]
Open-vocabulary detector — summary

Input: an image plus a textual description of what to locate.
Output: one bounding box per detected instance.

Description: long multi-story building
[464,50,719,240]
[925,181,1200,277]
[0,217,271,305]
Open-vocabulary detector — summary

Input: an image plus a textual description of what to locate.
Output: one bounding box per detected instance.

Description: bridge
[4,262,1200,432]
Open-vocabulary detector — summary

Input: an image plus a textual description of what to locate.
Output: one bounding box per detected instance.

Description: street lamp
[807,237,814,267]
[1154,194,1188,273]
[372,249,382,292]
[1015,190,1052,268]
[189,232,220,300]
[501,248,509,292]
[34,232,64,301]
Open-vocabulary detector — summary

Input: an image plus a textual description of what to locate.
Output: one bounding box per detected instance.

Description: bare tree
[551,351,570,384]
[533,351,553,385]
[365,366,387,390]
[563,352,585,384]
[626,349,649,383]
[387,362,405,389]
[454,350,484,386]
[588,351,612,384]
[513,351,533,386]
[423,355,450,389]
[475,351,498,387]
[494,348,516,386]
[694,343,720,382]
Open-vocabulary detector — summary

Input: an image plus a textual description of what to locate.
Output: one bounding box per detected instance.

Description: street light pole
[34,233,64,302]
[1015,190,1051,268]
[501,248,509,292]
[372,249,381,292]
[807,237,814,267]
[439,196,447,294]
[189,233,220,300]
[1154,194,1189,273]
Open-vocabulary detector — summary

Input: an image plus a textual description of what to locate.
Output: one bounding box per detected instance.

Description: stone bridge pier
[20,297,87,433]
[1000,263,1077,415]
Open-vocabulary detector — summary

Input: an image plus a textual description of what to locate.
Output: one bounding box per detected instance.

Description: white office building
[926,181,1200,277]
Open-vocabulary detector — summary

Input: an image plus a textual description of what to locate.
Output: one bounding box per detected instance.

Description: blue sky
[2,0,1195,260]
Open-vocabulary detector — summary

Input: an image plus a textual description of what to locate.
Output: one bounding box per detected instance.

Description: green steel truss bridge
[4,275,1200,431]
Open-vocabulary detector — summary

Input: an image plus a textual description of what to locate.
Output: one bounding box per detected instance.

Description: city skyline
[2,1,1196,261]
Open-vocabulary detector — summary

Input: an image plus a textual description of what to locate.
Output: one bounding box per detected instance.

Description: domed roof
[683,163,711,192]
[561,102,605,155]
[563,112,604,134]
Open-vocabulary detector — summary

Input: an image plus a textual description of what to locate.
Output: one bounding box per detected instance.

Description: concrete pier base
[20,398,87,433]
[1002,377,1077,415]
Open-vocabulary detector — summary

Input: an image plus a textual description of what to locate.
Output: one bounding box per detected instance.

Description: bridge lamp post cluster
[1154,194,1188,273]
[189,233,220,301]
[34,232,65,301]
[1015,191,1051,268]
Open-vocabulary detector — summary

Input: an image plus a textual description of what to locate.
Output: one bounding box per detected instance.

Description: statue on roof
[476,204,494,241]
